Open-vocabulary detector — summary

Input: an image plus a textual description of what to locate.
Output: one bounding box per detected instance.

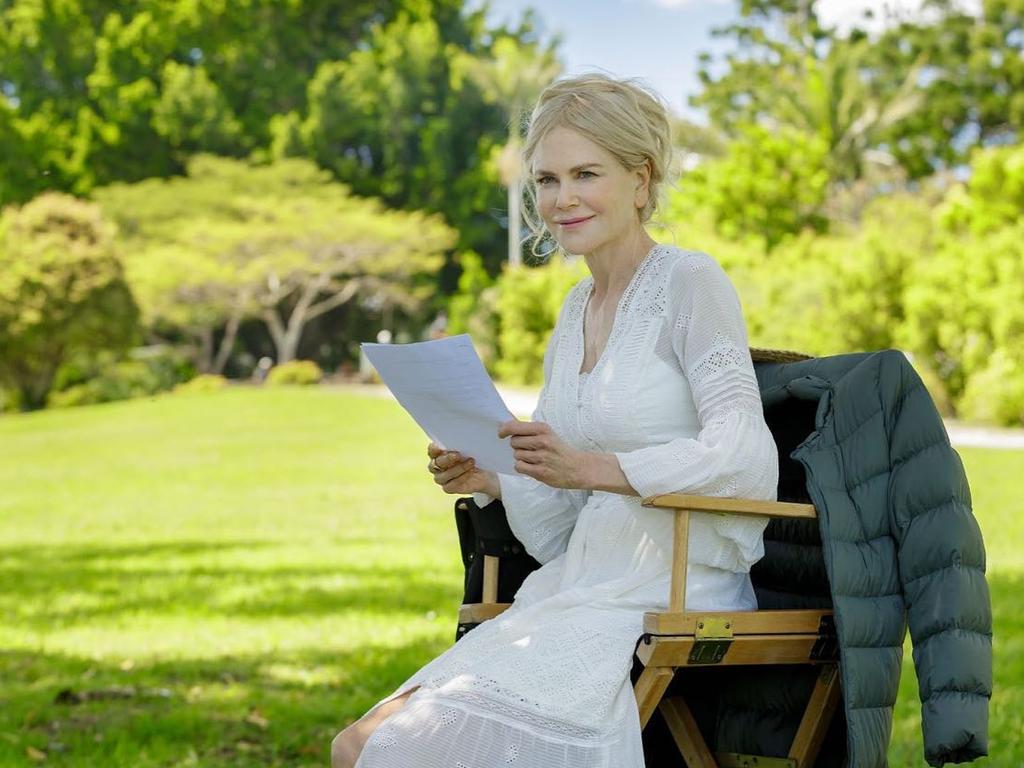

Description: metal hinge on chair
[809,614,839,662]
[689,617,733,665]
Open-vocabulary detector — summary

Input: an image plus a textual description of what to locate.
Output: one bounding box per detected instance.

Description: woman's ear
[634,159,652,210]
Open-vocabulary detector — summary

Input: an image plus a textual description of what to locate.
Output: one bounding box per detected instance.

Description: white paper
[360,334,518,474]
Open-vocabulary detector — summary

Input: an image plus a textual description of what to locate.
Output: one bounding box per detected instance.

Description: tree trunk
[212,299,248,375]
[196,327,214,373]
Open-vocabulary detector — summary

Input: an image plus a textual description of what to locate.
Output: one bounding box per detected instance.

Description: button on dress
[354,245,779,767]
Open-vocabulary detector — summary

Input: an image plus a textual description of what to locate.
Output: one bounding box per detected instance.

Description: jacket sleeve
[612,253,778,572]
[472,286,590,565]
[885,352,991,766]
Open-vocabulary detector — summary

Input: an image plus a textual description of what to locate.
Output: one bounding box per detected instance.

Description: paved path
[342,383,1024,451]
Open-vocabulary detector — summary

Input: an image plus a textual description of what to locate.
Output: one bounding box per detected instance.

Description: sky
[468,0,980,122]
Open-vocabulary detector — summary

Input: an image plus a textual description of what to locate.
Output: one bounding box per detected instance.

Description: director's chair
[453,348,843,768]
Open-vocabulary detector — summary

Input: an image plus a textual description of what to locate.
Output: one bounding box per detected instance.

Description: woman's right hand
[427,442,500,497]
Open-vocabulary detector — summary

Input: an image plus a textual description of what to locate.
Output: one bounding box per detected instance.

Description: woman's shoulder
[654,244,731,288]
[658,244,726,275]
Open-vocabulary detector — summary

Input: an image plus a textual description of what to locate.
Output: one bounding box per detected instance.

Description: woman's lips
[557,215,594,229]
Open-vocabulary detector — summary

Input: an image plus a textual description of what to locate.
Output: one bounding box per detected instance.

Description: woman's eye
[536,171,594,185]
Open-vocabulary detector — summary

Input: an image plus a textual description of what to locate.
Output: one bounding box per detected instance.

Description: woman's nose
[555,182,578,209]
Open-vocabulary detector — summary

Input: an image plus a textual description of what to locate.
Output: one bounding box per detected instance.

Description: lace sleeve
[474,287,589,565]
[613,253,779,571]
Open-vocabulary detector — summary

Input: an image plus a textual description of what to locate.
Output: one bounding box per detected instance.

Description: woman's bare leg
[330,686,421,768]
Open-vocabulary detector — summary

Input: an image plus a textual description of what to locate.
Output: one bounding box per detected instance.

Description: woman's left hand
[498,419,588,489]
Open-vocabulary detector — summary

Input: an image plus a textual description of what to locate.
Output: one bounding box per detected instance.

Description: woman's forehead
[531,127,610,172]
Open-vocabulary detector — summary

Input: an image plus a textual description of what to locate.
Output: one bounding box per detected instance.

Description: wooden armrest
[642,493,817,520]
[642,494,819,613]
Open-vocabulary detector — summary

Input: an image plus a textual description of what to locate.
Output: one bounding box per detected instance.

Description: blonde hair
[519,73,675,262]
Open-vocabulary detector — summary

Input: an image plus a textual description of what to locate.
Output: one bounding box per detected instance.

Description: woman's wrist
[578,452,638,496]
[482,470,501,499]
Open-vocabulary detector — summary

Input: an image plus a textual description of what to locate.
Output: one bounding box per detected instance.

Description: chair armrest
[640,494,818,613]
[642,493,817,519]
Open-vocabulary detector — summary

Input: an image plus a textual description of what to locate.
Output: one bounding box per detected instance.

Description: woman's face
[530,126,649,257]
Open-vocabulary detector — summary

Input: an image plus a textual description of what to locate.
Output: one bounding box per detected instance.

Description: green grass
[0,387,1020,766]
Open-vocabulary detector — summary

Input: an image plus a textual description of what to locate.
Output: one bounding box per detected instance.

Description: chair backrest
[753,379,833,609]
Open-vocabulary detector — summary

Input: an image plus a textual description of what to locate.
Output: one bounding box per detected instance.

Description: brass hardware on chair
[689,616,734,665]
[695,617,733,639]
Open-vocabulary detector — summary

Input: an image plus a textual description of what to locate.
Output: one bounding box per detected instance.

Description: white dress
[354,244,779,768]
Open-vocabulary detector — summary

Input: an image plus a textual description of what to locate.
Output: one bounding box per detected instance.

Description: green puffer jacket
[745,349,992,767]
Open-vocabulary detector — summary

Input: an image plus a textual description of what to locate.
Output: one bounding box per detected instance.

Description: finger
[427,442,444,458]
[498,420,549,439]
[435,458,475,485]
[513,448,545,465]
[439,450,462,469]
[510,435,547,451]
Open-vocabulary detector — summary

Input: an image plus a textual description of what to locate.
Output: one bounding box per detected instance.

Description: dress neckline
[577,243,661,378]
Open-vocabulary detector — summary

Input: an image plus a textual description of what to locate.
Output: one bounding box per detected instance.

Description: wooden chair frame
[458,494,842,768]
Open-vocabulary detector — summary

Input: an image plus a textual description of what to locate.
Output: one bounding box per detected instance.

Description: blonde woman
[332,73,779,768]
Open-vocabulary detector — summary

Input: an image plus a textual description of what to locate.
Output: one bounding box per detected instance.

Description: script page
[361,335,519,474]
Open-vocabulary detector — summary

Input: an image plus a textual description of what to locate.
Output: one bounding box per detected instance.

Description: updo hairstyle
[519,73,675,261]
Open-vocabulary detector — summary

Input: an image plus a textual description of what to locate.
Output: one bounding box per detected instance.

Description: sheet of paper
[360,334,519,474]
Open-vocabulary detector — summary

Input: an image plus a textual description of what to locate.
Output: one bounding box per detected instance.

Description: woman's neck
[584,228,658,298]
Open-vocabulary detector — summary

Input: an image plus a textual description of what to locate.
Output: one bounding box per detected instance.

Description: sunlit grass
[0,387,1018,765]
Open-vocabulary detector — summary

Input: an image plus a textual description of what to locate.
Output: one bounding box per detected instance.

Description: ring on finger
[429,458,440,473]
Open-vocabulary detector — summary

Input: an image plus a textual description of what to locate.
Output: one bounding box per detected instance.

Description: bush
[173,374,229,395]
[494,257,589,386]
[48,360,162,408]
[266,360,323,386]
[447,251,500,371]
[958,348,1024,427]
[47,347,197,408]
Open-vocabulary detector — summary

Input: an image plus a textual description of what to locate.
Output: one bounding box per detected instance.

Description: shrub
[174,374,229,395]
[266,360,323,386]
[48,347,197,408]
[48,360,162,408]
[494,257,589,386]
[958,348,1024,427]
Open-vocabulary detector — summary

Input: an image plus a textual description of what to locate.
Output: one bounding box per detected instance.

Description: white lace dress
[354,244,779,768]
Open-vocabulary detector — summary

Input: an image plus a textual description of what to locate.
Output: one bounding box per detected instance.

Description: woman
[332,73,778,768]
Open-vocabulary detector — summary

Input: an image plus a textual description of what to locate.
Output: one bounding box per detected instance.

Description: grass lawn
[0,387,1019,766]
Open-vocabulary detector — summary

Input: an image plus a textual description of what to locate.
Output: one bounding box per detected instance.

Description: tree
[0,0,471,200]
[0,193,139,409]
[294,8,520,273]
[673,123,831,252]
[95,156,457,367]
[865,0,1024,177]
[454,32,561,266]
[692,0,925,189]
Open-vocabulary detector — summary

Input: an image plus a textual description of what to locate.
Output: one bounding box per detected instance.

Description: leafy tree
[95,155,456,367]
[0,193,139,409]
[865,0,1024,177]
[692,0,926,186]
[673,123,830,252]
[935,143,1024,234]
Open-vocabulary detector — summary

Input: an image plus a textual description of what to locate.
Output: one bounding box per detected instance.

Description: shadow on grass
[0,541,461,627]
[0,639,446,767]
[2,541,1020,767]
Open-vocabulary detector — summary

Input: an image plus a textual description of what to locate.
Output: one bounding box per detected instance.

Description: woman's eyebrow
[533,163,603,176]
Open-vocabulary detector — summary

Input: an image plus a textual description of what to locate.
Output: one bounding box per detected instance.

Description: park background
[0,0,1021,765]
